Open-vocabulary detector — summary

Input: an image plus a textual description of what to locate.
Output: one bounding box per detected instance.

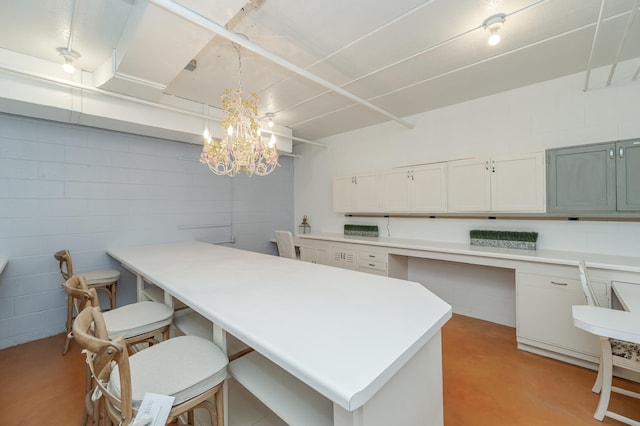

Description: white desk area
[299,233,640,368]
[107,241,452,426]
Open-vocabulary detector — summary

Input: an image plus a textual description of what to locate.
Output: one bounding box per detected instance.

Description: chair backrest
[73,306,134,424]
[274,231,296,259]
[578,260,600,307]
[54,249,73,281]
[64,275,100,315]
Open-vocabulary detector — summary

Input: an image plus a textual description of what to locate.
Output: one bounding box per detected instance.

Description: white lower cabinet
[330,247,357,270]
[300,240,388,276]
[517,269,609,360]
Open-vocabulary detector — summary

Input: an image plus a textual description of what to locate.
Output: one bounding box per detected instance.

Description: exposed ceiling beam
[584,0,606,92]
[606,0,639,86]
[149,0,414,130]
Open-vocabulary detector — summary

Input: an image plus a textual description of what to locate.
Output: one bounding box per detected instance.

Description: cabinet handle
[368,254,375,258]
[491,161,495,173]
[550,280,568,286]
[411,171,415,180]
[609,148,614,159]
[619,147,624,158]
[368,263,376,267]
[485,161,489,171]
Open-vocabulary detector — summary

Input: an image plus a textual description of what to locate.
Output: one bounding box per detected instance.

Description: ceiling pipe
[584,0,606,92]
[606,0,639,86]
[149,0,414,130]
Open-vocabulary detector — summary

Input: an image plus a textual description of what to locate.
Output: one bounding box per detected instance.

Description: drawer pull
[550,281,568,286]
[368,254,375,258]
[368,263,376,267]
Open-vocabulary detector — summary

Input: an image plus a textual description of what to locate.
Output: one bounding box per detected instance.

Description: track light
[483,13,506,46]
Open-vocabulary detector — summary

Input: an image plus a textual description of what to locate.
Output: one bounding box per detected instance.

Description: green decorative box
[344,224,379,237]
[470,230,538,250]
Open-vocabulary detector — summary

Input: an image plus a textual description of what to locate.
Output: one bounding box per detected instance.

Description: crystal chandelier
[200,43,279,176]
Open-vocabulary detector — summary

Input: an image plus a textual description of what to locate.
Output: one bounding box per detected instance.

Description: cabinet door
[330,248,357,270]
[517,273,605,357]
[381,168,411,212]
[491,152,546,212]
[333,174,380,213]
[412,163,448,212]
[547,143,616,212]
[354,173,380,212]
[333,176,355,212]
[616,139,640,211]
[447,158,491,212]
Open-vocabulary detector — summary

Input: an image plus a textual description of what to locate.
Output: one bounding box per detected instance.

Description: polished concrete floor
[1,314,638,425]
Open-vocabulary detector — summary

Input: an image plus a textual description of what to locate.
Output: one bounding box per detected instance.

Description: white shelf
[141,286,164,303]
[229,351,333,426]
[173,308,249,356]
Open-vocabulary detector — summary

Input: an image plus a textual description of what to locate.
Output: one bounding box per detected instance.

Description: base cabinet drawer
[517,272,609,358]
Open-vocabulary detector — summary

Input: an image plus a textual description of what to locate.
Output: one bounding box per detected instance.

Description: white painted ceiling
[1,0,639,143]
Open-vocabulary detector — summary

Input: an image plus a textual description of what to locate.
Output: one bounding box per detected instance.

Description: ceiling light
[56,47,80,74]
[483,13,506,46]
[200,42,279,177]
[265,112,275,128]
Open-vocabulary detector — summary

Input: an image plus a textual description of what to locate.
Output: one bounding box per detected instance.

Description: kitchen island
[107,241,451,426]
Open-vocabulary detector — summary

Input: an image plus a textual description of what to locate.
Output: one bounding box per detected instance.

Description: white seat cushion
[109,335,228,408]
[83,269,120,285]
[102,302,173,339]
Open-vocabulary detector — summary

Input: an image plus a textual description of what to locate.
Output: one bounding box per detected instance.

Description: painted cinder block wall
[0,113,294,348]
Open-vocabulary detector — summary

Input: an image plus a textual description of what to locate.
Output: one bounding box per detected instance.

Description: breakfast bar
[107,241,452,426]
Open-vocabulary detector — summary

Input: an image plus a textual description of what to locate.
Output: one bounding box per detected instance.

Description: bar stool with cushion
[577,260,640,425]
[65,275,175,424]
[63,275,174,354]
[73,306,227,426]
[55,250,120,351]
[274,230,297,259]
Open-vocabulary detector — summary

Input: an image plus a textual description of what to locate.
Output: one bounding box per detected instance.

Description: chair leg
[108,283,117,311]
[215,388,224,426]
[594,339,613,421]
[592,360,603,394]
[63,294,74,355]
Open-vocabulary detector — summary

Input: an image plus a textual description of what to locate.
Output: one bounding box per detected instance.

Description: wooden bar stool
[55,249,120,353]
[73,306,227,426]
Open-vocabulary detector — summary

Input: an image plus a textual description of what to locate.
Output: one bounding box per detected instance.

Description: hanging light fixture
[200,42,279,177]
[483,13,506,46]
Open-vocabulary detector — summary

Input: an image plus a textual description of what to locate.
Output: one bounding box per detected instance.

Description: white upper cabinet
[491,152,546,212]
[447,158,492,212]
[381,163,447,212]
[448,152,546,213]
[333,173,380,213]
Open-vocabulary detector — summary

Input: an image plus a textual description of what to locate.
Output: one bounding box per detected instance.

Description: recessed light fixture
[483,13,506,46]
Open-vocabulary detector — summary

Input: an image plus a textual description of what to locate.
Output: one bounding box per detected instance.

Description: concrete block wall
[0,113,294,348]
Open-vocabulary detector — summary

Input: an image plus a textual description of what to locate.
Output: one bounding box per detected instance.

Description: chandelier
[200,43,279,176]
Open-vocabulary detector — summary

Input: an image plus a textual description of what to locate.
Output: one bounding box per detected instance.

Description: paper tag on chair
[132,393,174,426]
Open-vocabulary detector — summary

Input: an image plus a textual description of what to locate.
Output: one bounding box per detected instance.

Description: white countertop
[612,281,640,312]
[572,305,640,344]
[0,257,7,275]
[107,241,451,411]
[300,233,640,273]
